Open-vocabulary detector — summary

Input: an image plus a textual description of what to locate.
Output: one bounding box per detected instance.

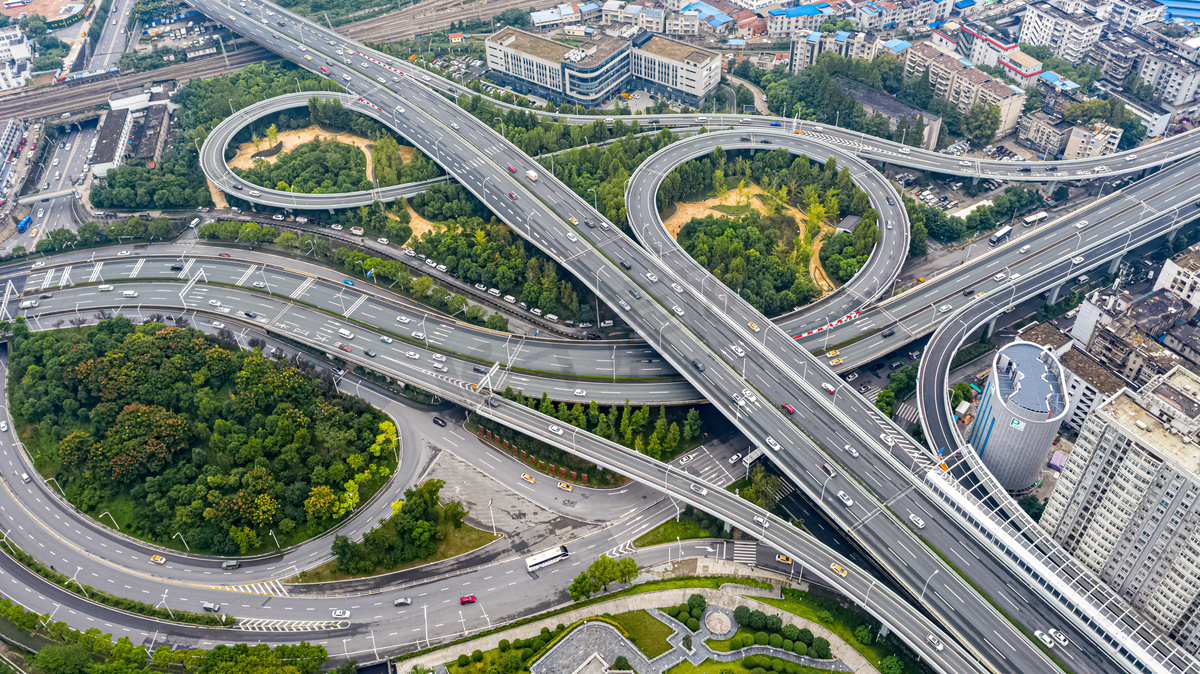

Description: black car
[881,328,895,338]
[473,365,487,374]
[760,139,771,144]
[170,264,184,271]
[619,260,632,270]
[691,359,705,372]
[244,311,258,318]
[432,417,447,427]
[586,333,600,340]
[232,184,242,190]
[365,350,377,358]
[886,197,895,206]
[628,289,642,299]
[585,219,595,228]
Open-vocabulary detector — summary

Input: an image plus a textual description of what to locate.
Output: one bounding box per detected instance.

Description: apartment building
[837,77,943,148]
[1072,288,1197,387]
[92,108,133,178]
[847,0,953,31]
[903,42,1026,135]
[531,2,603,28]
[630,32,721,106]
[1109,0,1167,31]
[767,5,828,38]
[665,10,702,36]
[1019,1,1105,63]
[1088,30,1155,82]
[1041,366,1200,648]
[789,30,881,70]
[1154,243,1200,313]
[486,28,631,106]
[0,26,31,63]
[1063,121,1124,159]
[1017,110,1074,156]
[602,1,666,32]
[1138,49,1200,106]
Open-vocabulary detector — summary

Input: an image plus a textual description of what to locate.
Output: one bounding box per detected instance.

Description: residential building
[630,32,721,106]
[1040,366,1200,648]
[486,28,631,106]
[0,61,28,91]
[1063,121,1124,158]
[1073,288,1196,387]
[1087,30,1154,82]
[966,341,1069,494]
[602,1,666,32]
[1153,242,1200,313]
[1036,70,1088,113]
[1019,1,1105,64]
[836,77,943,148]
[789,30,881,71]
[92,108,132,178]
[1018,110,1074,157]
[1109,0,1166,31]
[1097,82,1172,136]
[680,1,736,31]
[998,50,1045,88]
[531,2,602,28]
[133,104,170,163]
[846,0,953,31]
[902,42,1025,135]
[1060,346,1127,430]
[665,10,702,36]
[1137,49,1200,106]
[957,22,1019,67]
[767,5,828,38]
[0,26,31,62]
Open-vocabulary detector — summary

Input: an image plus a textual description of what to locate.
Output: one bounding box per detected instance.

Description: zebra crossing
[226,579,290,596]
[234,618,340,632]
[731,541,757,565]
[894,403,920,424]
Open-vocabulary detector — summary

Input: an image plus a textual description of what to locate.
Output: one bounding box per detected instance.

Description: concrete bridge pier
[1046,283,1064,306]
[983,315,999,339]
[1108,254,1123,275]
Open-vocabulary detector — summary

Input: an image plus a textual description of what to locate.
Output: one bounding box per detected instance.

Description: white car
[909,513,926,528]
[422,75,430,81]
[380,336,393,344]
[412,331,425,340]
[0,421,8,432]
[332,610,351,619]
[731,345,745,358]
[671,283,683,293]
[252,281,266,288]
[993,273,1006,282]
[1047,628,1069,646]
[837,490,854,507]
[733,393,746,408]
[566,232,577,242]
[574,389,586,396]
[378,238,389,245]
[117,250,131,256]
[742,388,757,403]
[765,436,780,450]
[843,444,859,458]
[728,453,742,465]
[646,272,658,282]
[1035,630,1055,648]
[1075,221,1088,229]
[211,321,225,329]
[1071,256,1085,265]
[397,316,411,324]
[939,304,952,313]
[331,224,344,231]
[672,305,684,316]
[208,299,222,307]
[432,354,446,362]
[31,261,44,269]
[405,351,420,360]
[548,425,564,435]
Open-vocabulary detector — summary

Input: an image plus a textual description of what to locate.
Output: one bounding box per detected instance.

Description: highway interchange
[7,0,1200,671]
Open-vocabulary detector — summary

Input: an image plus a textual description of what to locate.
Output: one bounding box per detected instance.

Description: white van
[97,284,114,291]
[503,295,516,304]
[18,300,37,309]
[338,328,355,340]
[122,290,139,298]
[545,314,559,323]
[487,288,501,297]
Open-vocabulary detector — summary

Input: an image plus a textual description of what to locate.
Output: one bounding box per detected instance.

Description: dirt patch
[227,125,388,181]
[2,0,76,23]
[207,178,228,210]
[403,203,443,241]
[809,223,838,293]
[661,182,789,239]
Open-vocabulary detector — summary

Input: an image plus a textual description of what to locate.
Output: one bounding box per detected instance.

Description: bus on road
[1022,211,1048,227]
[988,226,1012,247]
[526,545,569,573]
[16,216,30,233]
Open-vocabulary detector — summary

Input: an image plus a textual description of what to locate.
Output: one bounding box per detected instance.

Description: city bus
[969,384,982,396]
[525,545,569,573]
[1022,211,1048,227]
[16,216,30,233]
[988,226,1012,247]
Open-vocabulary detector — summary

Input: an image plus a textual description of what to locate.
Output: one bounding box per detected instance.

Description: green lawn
[705,628,756,652]
[609,610,675,658]
[628,576,772,594]
[757,596,900,670]
[633,518,712,547]
[665,657,828,674]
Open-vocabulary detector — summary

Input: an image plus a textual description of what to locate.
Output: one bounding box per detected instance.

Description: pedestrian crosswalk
[226,579,290,596]
[234,618,340,632]
[895,403,920,424]
[732,541,757,565]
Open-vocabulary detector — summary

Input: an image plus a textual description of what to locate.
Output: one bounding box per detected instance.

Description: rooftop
[835,77,941,123]
[994,341,1068,417]
[134,104,167,159]
[92,108,129,166]
[1027,1,1103,26]
[1060,346,1125,394]
[489,27,626,66]
[1108,390,1200,470]
[1129,288,1189,334]
[636,34,717,63]
[1021,322,1071,350]
[1170,241,1200,273]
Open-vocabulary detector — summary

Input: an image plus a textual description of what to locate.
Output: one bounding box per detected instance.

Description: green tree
[963,103,1001,144]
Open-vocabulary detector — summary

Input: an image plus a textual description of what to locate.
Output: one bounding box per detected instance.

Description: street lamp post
[172,532,189,551]
[588,188,597,210]
[919,569,940,601]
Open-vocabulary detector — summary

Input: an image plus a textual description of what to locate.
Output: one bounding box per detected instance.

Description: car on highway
[0,422,7,432]
[393,598,412,606]
[218,253,231,258]
[733,393,746,408]
[1071,256,1085,264]
[645,272,658,282]
[1074,220,1088,229]
[728,453,742,464]
[405,351,419,359]
[378,237,389,245]
[548,425,564,436]
[433,354,447,362]
[117,250,131,256]
[836,490,853,507]
[909,513,925,528]
[252,281,266,288]
[332,224,344,231]
[730,345,746,358]
[765,436,780,450]
[830,358,843,365]
[879,433,895,447]
[364,350,377,358]
[568,217,578,225]
[1035,630,1054,648]
[31,261,44,268]
[574,389,586,396]
[397,316,410,324]
[1019,244,1031,254]
[926,635,943,651]
[432,417,447,427]
[336,343,351,352]
[150,556,166,565]
[958,160,971,166]
[208,299,222,307]
[342,279,354,286]
[748,321,759,332]
[628,289,642,299]
[821,382,836,394]
[753,515,769,529]
[332,610,351,619]
[939,304,952,312]
[557,481,572,492]
[742,388,756,403]
[671,283,683,293]
[672,305,684,316]
[690,483,707,495]
[380,336,393,344]
[508,192,518,200]
[459,595,477,605]
[521,473,535,484]
[1047,628,1069,646]
[618,299,631,311]
[507,165,516,173]
[843,444,859,458]
[412,331,425,339]
[781,402,795,414]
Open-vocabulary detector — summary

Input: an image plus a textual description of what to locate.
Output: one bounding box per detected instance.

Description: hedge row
[663,593,706,632]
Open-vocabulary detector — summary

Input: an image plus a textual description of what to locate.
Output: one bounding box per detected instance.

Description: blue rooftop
[806,31,821,42]
[954,0,975,7]
[725,39,747,45]
[684,1,734,26]
[835,30,850,41]
[768,5,822,16]
[882,38,910,51]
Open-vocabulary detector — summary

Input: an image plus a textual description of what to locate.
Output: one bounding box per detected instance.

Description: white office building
[630,32,720,107]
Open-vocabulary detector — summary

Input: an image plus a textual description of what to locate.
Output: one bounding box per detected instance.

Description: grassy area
[705,628,757,653]
[665,657,828,674]
[630,576,773,594]
[712,204,752,215]
[293,517,497,583]
[757,595,907,672]
[609,610,675,658]
[633,518,713,547]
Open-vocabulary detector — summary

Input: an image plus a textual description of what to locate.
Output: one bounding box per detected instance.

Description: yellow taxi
[826,350,840,357]
[748,321,760,332]
[830,358,843,365]
[150,555,166,565]
[521,473,535,484]
[568,217,578,225]
[557,481,573,492]
[830,562,847,577]
[776,554,792,564]
[794,129,804,134]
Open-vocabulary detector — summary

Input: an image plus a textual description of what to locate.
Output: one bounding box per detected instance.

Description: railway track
[0,47,276,120]
[338,0,560,42]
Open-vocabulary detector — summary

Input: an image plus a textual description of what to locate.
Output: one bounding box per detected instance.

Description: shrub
[531,639,546,651]
[768,634,783,648]
[770,658,784,673]
[613,656,632,671]
[557,623,566,632]
[691,607,704,620]
[498,639,510,652]
[678,603,691,616]
[755,631,769,646]
[541,627,552,638]
[742,655,759,669]
[782,624,800,642]
[793,642,807,656]
[811,637,831,659]
[879,655,905,674]
[766,615,782,633]
[854,625,874,645]
[471,650,483,663]
[457,655,470,667]
[730,636,742,650]
[521,648,533,661]
[785,664,797,674]
[782,639,793,651]
[734,605,751,625]
[751,668,767,674]
[748,610,767,630]
[687,617,700,632]
[666,606,678,618]
[797,628,813,646]
[816,611,833,623]
[512,638,524,649]
[688,593,707,612]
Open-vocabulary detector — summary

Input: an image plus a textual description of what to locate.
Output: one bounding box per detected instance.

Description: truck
[526,170,538,182]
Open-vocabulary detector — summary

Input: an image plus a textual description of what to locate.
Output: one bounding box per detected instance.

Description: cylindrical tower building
[966,340,1068,494]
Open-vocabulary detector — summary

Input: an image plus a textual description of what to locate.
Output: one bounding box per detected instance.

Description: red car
[460,595,476,605]
[821,382,837,394]
[218,253,231,258]
[781,403,795,414]
[507,165,516,173]
[508,192,518,200]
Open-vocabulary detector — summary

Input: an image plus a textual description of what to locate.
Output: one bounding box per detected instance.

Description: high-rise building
[1041,366,1200,651]
[967,341,1069,494]
[1019,1,1105,64]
